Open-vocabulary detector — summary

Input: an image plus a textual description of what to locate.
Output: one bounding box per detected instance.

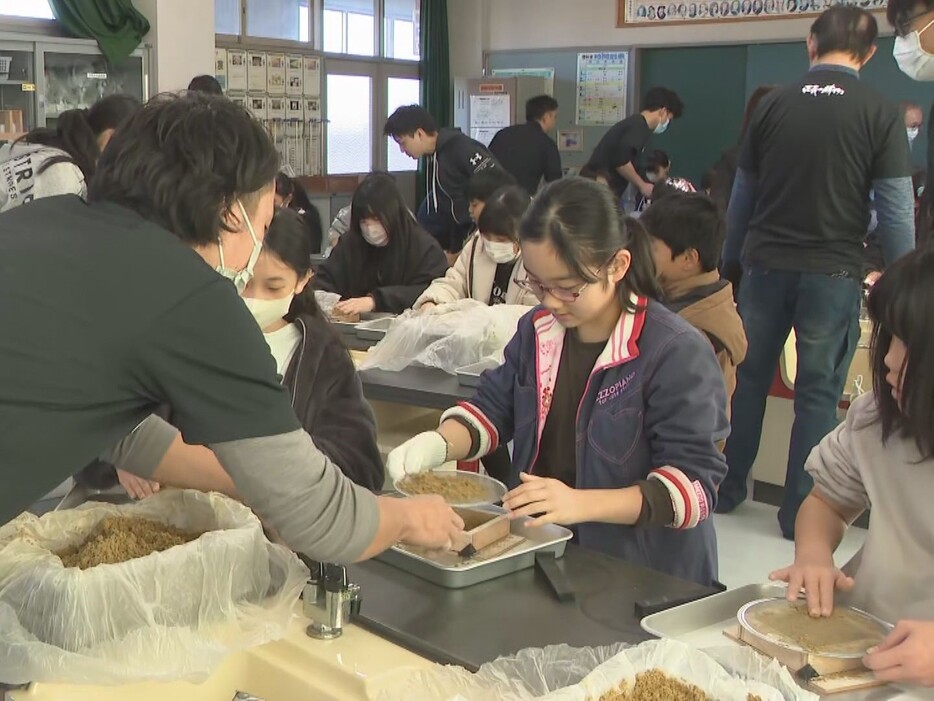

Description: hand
[640,181,655,199]
[334,296,376,316]
[399,495,466,550]
[386,431,448,482]
[864,271,882,287]
[117,469,161,500]
[863,620,934,687]
[502,472,588,527]
[769,555,854,617]
[418,302,437,313]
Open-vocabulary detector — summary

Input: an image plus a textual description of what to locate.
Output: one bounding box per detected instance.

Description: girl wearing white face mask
[414,186,539,310]
[240,208,384,490]
[889,0,934,243]
[314,172,449,315]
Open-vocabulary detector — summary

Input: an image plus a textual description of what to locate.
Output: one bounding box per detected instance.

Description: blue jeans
[721,268,860,537]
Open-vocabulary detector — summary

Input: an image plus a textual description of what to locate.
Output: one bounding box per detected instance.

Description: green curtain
[49,0,150,66]
[417,0,450,204]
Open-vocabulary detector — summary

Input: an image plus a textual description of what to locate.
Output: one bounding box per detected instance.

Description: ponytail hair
[520,177,661,313]
[263,207,322,320]
[20,108,100,180]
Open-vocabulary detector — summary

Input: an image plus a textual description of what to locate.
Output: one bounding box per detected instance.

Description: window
[215,0,240,34]
[327,74,372,174]
[387,77,420,172]
[384,0,419,61]
[0,0,53,19]
[322,0,375,56]
[246,0,311,42]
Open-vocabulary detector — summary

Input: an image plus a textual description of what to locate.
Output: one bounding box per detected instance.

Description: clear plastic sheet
[359,300,528,375]
[0,490,308,685]
[376,639,818,701]
[314,290,341,316]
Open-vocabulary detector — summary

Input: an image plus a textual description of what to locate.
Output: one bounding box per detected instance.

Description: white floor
[714,500,866,590]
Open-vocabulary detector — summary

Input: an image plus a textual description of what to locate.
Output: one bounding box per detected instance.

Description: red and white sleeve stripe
[648,466,711,529]
[440,402,500,460]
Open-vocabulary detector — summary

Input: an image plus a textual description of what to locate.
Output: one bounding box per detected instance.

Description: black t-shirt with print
[489,262,513,305]
[739,67,911,278]
[0,195,300,524]
[584,114,652,198]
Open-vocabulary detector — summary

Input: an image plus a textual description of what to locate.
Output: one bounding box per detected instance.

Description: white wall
[135,0,216,93]
[486,0,829,52]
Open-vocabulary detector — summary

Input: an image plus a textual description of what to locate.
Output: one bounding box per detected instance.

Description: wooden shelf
[0,131,27,142]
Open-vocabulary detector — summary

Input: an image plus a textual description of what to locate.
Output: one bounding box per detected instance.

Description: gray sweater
[0,143,86,212]
[808,391,934,624]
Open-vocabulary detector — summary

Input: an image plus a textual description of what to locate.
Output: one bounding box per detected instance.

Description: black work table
[339,329,475,410]
[348,544,715,671]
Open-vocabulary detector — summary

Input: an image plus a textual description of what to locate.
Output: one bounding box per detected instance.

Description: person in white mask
[901,101,924,146]
[889,0,934,244]
[314,172,449,315]
[414,186,538,310]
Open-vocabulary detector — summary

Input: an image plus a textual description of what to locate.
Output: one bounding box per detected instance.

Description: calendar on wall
[221,47,325,177]
[575,51,629,126]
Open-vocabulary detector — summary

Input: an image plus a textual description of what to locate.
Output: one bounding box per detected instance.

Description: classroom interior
[0,0,926,697]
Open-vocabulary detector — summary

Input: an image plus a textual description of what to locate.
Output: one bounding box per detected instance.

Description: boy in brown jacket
[641,192,747,419]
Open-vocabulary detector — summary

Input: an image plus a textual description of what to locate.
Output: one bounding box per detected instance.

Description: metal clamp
[302,561,361,640]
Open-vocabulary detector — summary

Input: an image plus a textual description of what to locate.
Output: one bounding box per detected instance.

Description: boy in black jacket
[385,105,502,262]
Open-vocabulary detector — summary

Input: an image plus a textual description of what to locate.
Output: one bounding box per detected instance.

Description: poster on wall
[287,56,304,96]
[267,96,286,120]
[226,49,247,92]
[247,51,267,92]
[303,56,321,96]
[469,94,510,147]
[214,48,228,91]
[267,53,286,95]
[619,0,884,24]
[490,68,556,96]
[249,95,267,120]
[575,51,628,126]
[286,97,304,121]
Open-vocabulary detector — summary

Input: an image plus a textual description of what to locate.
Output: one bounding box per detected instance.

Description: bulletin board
[617,0,885,25]
[486,47,636,169]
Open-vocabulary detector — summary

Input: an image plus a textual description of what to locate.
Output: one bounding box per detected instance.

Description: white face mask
[484,238,518,265]
[908,126,921,144]
[217,199,262,295]
[646,171,659,183]
[654,118,670,135]
[242,294,294,332]
[361,221,389,247]
[894,18,934,81]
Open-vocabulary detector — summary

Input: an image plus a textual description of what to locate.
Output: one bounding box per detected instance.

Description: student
[636,150,697,211]
[489,95,563,196]
[314,172,449,315]
[414,185,538,310]
[188,74,224,95]
[275,171,324,253]
[771,249,934,688]
[0,94,140,211]
[385,105,501,259]
[581,87,684,203]
[116,207,385,498]
[387,178,730,586]
[641,192,747,419]
[467,167,517,224]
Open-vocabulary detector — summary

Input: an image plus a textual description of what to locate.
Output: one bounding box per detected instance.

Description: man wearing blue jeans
[719,6,915,538]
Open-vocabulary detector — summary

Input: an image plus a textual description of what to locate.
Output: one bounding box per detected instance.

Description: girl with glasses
[387,178,730,586]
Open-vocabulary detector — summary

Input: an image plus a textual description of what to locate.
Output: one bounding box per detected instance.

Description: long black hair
[866,247,934,459]
[86,94,141,140]
[477,185,530,241]
[276,172,323,251]
[519,177,661,312]
[263,207,321,320]
[18,109,99,180]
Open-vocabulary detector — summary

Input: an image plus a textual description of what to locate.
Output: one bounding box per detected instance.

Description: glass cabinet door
[0,46,37,140]
[41,50,144,125]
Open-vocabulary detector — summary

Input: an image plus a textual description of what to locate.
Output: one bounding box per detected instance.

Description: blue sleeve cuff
[722,167,758,267]
[872,177,916,266]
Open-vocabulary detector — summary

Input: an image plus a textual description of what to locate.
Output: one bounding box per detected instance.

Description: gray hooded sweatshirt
[0,142,86,213]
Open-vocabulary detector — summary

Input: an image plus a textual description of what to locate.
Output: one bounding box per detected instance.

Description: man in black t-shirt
[718,7,915,536]
[581,87,684,203]
[0,93,463,560]
[489,95,563,197]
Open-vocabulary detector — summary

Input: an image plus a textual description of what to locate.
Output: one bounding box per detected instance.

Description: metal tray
[330,312,393,334]
[376,506,572,589]
[393,470,507,507]
[356,316,394,341]
[455,359,501,387]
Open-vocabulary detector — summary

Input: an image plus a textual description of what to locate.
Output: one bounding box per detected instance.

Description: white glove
[386,431,448,482]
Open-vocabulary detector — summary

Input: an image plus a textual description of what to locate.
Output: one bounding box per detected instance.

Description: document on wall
[214,48,228,91]
[287,55,304,96]
[469,94,510,147]
[266,53,286,95]
[226,49,247,92]
[303,56,321,96]
[247,51,267,92]
[575,51,629,126]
